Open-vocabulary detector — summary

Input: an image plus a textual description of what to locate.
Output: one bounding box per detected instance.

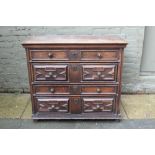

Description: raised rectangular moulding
[32,63,118,84]
[34,96,82,114]
[82,97,115,113]
[82,64,117,82]
[35,97,69,113]
[32,64,68,81]
[34,96,116,114]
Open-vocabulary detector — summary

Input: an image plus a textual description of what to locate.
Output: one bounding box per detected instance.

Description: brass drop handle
[48,52,53,58]
[97,53,102,58]
[96,88,101,93]
[50,88,55,93]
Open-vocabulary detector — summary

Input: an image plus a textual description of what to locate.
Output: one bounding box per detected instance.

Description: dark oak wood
[22,35,127,120]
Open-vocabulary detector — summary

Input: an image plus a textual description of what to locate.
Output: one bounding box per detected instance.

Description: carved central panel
[82,65,116,81]
[83,97,114,113]
[33,64,68,81]
[37,97,69,112]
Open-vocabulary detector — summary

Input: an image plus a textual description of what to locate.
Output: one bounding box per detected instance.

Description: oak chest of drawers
[22,35,127,120]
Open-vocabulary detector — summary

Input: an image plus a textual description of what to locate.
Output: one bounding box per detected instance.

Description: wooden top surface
[22,35,127,45]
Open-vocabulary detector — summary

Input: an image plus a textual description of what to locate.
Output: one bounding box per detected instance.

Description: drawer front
[82,64,117,82]
[34,85,70,95]
[35,96,81,114]
[29,49,119,62]
[30,50,69,61]
[33,85,117,95]
[32,63,118,83]
[81,50,119,61]
[81,85,117,95]
[35,96,115,114]
[32,64,68,81]
[82,97,115,113]
[35,97,69,113]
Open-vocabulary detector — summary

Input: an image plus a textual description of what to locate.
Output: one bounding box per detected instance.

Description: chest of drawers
[22,35,127,120]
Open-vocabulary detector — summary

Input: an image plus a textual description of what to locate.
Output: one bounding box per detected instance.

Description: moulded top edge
[22,35,128,45]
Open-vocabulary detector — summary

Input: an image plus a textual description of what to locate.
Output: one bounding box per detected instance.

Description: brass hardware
[97,53,102,58]
[96,88,101,93]
[50,88,55,93]
[48,53,53,58]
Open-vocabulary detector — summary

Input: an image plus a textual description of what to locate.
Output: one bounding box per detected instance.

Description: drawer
[29,49,119,62]
[32,63,118,83]
[35,96,115,114]
[30,50,69,61]
[32,64,68,81]
[81,50,119,61]
[35,97,69,113]
[82,64,117,82]
[82,96,115,113]
[35,96,81,114]
[33,85,117,95]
